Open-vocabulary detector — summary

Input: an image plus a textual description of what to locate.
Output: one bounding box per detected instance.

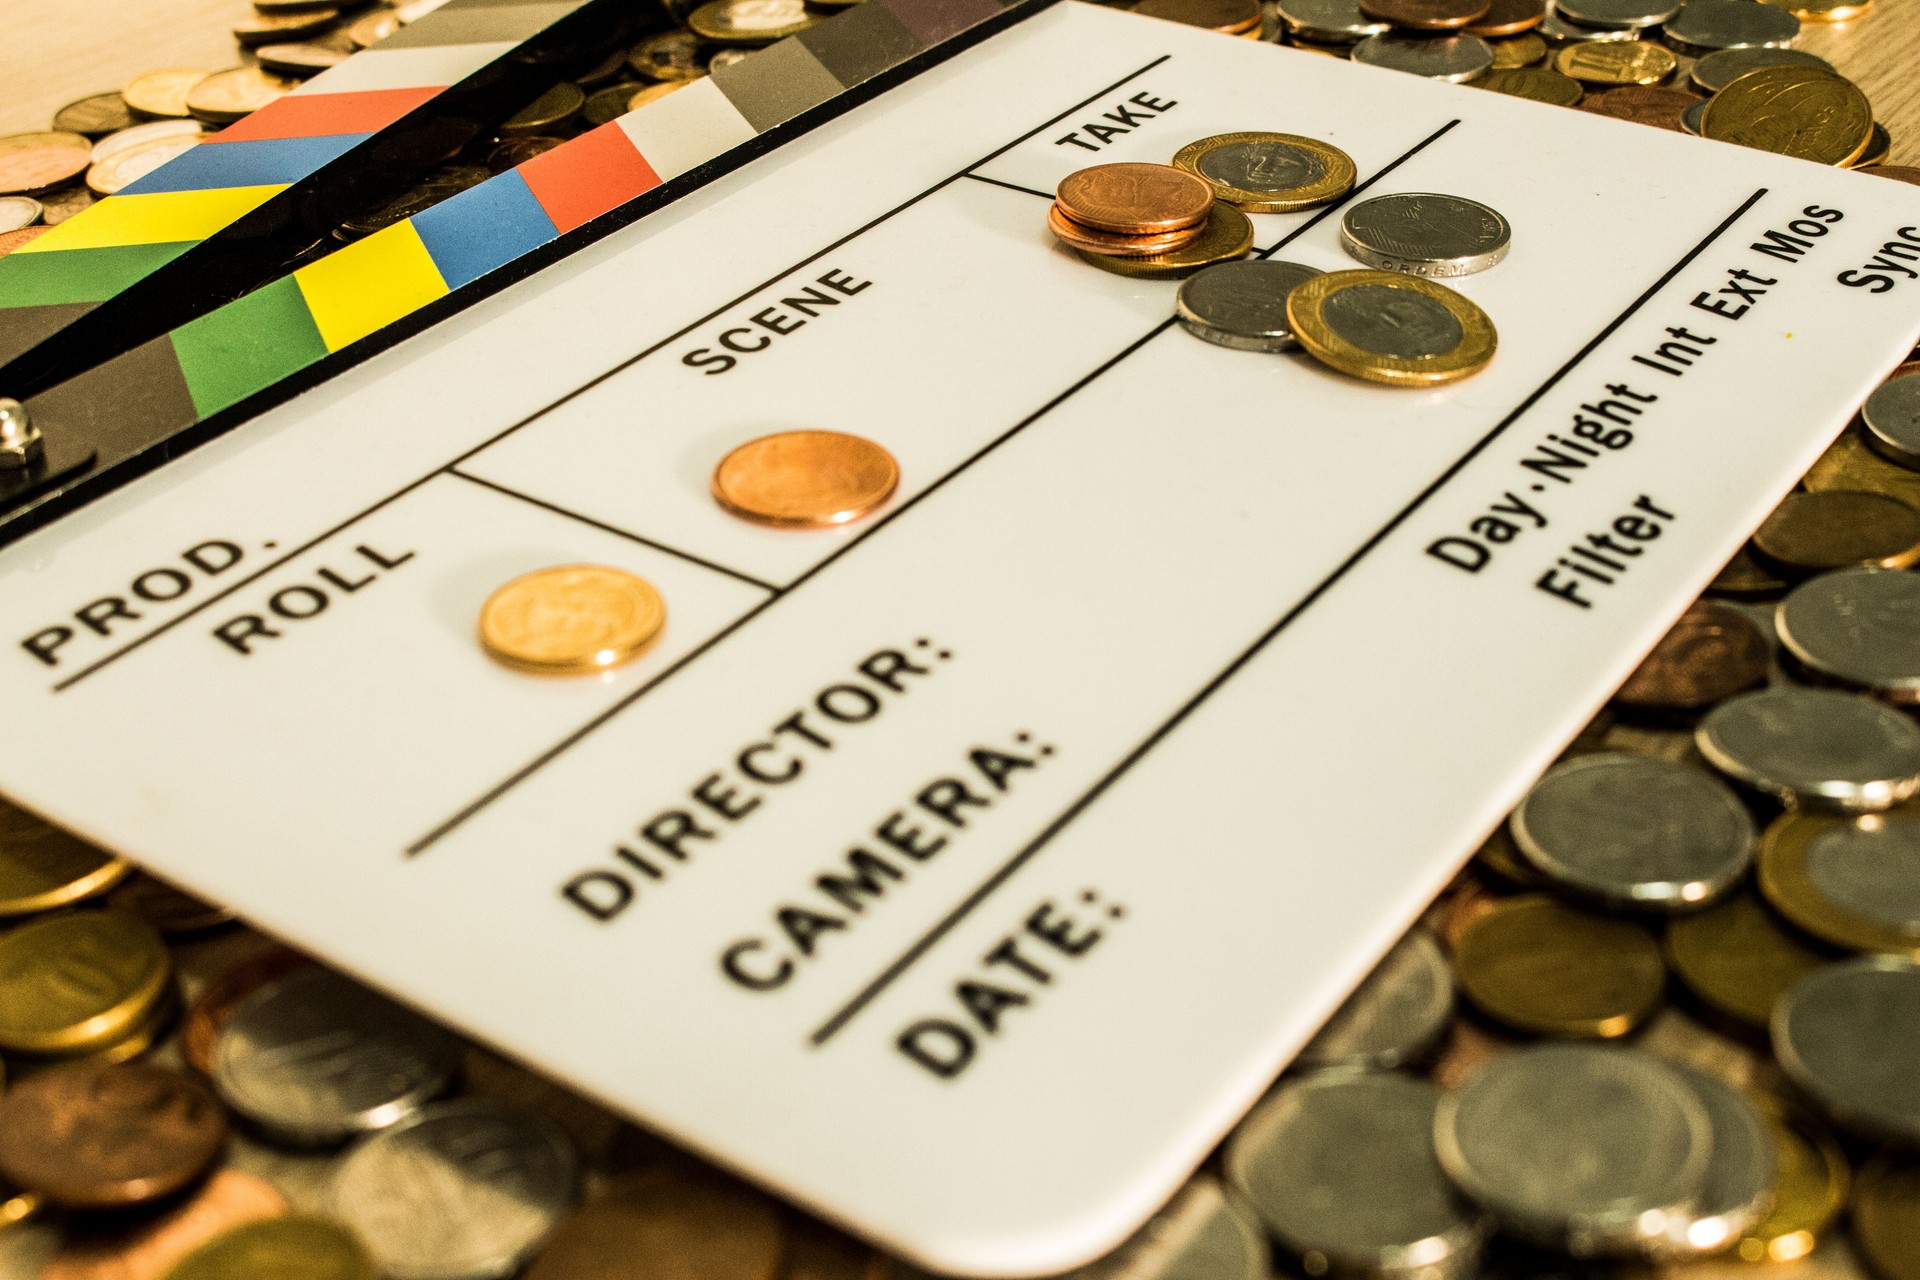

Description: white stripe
[289,42,515,95]
[613,79,758,181]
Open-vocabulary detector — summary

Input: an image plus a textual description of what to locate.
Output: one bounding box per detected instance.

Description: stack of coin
[1049,163,1216,257]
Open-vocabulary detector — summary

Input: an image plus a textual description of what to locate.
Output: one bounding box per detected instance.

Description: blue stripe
[120,134,373,194]
[411,171,559,289]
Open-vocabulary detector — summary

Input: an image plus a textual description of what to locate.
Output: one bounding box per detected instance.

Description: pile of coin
[1048,163,1219,257]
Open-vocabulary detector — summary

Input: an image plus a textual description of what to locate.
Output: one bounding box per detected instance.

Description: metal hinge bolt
[0,398,42,470]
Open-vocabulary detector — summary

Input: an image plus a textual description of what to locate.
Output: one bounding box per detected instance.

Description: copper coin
[41,1169,287,1280]
[1578,85,1700,131]
[1465,0,1544,34]
[1048,204,1207,256]
[1752,490,1920,574]
[107,873,235,936]
[712,430,899,528]
[526,1167,784,1280]
[0,1063,227,1209]
[1614,601,1770,711]
[0,145,90,196]
[181,948,311,1077]
[1132,0,1263,30]
[0,225,51,257]
[1360,0,1492,29]
[1054,163,1213,235]
[1868,166,1920,186]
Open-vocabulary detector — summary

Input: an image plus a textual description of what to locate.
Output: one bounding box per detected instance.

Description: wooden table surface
[2,0,1917,156]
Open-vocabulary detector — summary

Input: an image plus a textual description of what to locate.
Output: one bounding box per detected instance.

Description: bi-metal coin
[1287,270,1497,387]
[1172,132,1355,212]
[1340,192,1511,277]
[1757,805,1920,956]
[1175,259,1325,352]
[478,565,668,676]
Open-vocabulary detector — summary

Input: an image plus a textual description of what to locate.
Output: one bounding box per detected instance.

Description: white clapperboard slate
[4,5,1919,1273]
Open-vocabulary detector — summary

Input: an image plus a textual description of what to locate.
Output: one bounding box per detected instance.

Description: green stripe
[0,242,198,308]
[172,276,329,418]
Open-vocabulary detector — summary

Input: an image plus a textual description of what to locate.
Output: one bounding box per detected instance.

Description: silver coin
[1777,568,1920,701]
[1773,956,1920,1145]
[328,1098,579,1280]
[1340,193,1510,277]
[1802,813,1920,940]
[1861,372,1920,469]
[1539,7,1644,41]
[1351,33,1495,82]
[1196,141,1327,195]
[1228,1072,1490,1279]
[214,965,463,1145]
[1433,1044,1714,1256]
[0,196,41,233]
[1296,929,1454,1070]
[1695,686,1920,811]
[1273,0,1390,40]
[1661,0,1800,51]
[1648,1066,1773,1258]
[1511,753,1754,911]
[1680,97,1708,134]
[1322,285,1463,358]
[1690,44,1834,92]
[1176,260,1324,352]
[1063,1175,1266,1280]
[1554,0,1679,29]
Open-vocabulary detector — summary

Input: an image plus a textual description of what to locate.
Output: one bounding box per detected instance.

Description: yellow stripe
[13,186,286,253]
[295,220,448,351]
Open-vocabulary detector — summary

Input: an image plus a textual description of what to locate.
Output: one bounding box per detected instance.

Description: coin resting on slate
[1466,0,1545,38]
[1274,0,1392,39]
[328,1099,578,1280]
[1175,260,1324,352]
[1553,0,1677,26]
[1511,753,1754,910]
[122,69,209,119]
[0,909,171,1055]
[167,1215,380,1280]
[1555,40,1677,84]
[0,794,131,915]
[1758,806,1920,956]
[40,1168,288,1280]
[1059,1176,1264,1280]
[1452,894,1665,1037]
[1664,889,1831,1031]
[1171,133,1355,213]
[1862,370,1920,468]
[478,565,667,675]
[1702,66,1874,166]
[1287,271,1497,387]
[1614,600,1768,710]
[1076,203,1254,279]
[1227,1072,1490,1277]
[1358,0,1491,32]
[1776,567,1920,701]
[712,430,899,527]
[1341,193,1510,277]
[1772,955,1920,1144]
[1049,206,1205,257]
[1057,163,1213,235]
[1690,45,1834,92]
[1295,928,1453,1069]
[1663,0,1801,49]
[1697,686,1920,811]
[1853,1154,1920,1280]
[1753,489,1920,572]
[213,965,461,1144]
[1351,33,1495,81]
[527,1165,784,1280]
[1477,67,1584,105]
[1433,1044,1712,1255]
[0,1063,227,1209]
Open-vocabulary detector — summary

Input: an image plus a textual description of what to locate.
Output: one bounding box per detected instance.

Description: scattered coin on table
[1175,259,1325,351]
[1340,192,1511,276]
[711,430,900,527]
[1287,270,1498,386]
[1172,132,1355,211]
[478,564,668,675]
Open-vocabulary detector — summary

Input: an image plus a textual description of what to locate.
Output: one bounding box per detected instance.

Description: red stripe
[517,123,661,234]
[209,86,444,143]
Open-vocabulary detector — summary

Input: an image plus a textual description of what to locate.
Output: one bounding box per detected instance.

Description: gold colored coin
[122,70,211,120]
[0,911,172,1056]
[1757,806,1920,957]
[1704,545,1787,598]
[165,1216,378,1280]
[345,10,400,46]
[501,83,585,137]
[79,984,181,1066]
[1074,202,1253,278]
[1555,40,1678,85]
[1766,0,1871,19]
[1854,1153,1920,1280]
[1287,270,1497,387]
[526,1167,784,1280]
[713,430,899,527]
[627,81,690,111]
[1846,120,1893,167]
[1472,824,1547,887]
[1476,66,1584,105]
[0,795,131,917]
[1489,33,1548,67]
[479,565,667,676]
[687,0,817,44]
[1738,1096,1849,1262]
[1171,132,1355,213]
[185,68,299,124]
[1452,894,1665,1037]
[1702,66,1874,166]
[1803,428,1920,510]
[1750,488,1920,573]
[1664,889,1832,1032]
